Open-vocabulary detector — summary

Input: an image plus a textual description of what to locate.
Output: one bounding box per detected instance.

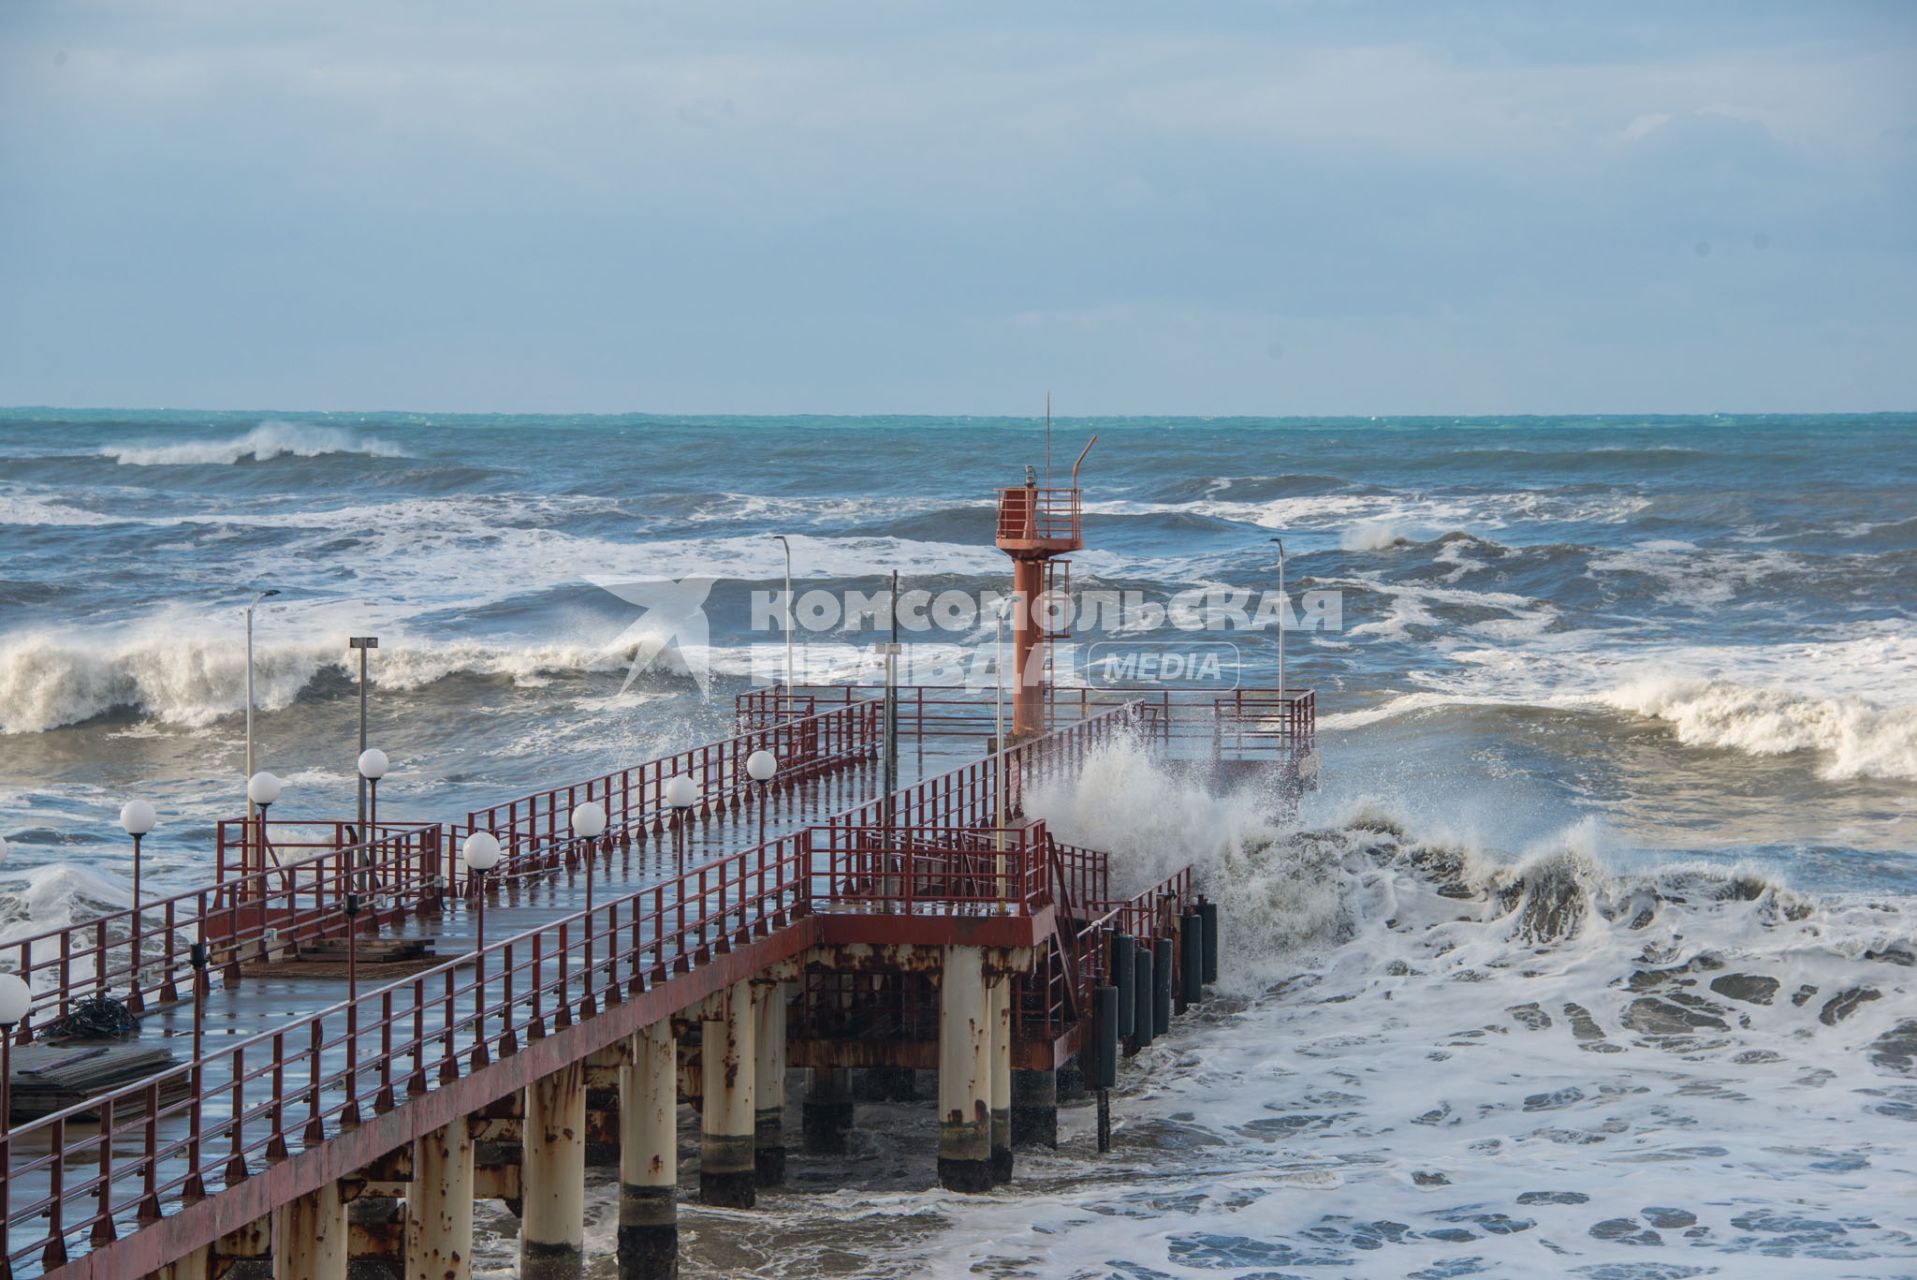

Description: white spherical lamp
[357,748,389,780]
[461,831,502,872]
[119,799,158,836]
[570,802,608,840]
[247,772,282,807]
[665,774,698,810]
[746,750,778,783]
[0,971,29,1026]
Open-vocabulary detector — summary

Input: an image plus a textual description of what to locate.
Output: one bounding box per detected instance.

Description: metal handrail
[453,701,880,884]
[2,824,443,1037]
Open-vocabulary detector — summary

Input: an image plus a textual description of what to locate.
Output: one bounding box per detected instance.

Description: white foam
[1600,673,1917,782]
[0,494,121,527]
[100,421,408,466]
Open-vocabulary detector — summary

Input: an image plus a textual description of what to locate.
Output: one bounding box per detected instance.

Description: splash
[100,421,408,466]
[1340,519,1407,551]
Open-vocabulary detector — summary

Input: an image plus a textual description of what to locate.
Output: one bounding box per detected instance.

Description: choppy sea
[2,410,1913,1277]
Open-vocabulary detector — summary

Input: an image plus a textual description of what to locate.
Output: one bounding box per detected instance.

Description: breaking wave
[100,421,408,466]
[1599,674,1917,781]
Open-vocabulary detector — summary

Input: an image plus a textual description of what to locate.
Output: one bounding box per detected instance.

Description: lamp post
[118,798,157,1003]
[247,771,282,957]
[349,637,378,838]
[357,748,388,898]
[1269,537,1287,705]
[769,535,794,709]
[461,832,501,1067]
[570,801,607,1014]
[746,750,778,850]
[665,773,697,876]
[243,589,280,837]
[342,885,363,1126]
[0,971,28,1144]
[0,969,26,1237]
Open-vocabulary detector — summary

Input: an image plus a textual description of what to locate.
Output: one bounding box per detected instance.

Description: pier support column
[274,1181,346,1280]
[989,974,1013,1184]
[1011,1070,1058,1148]
[802,1068,853,1155]
[407,1119,474,1280]
[619,1022,678,1280]
[752,980,787,1187]
[156,1245,211,1280]
[521,1061,587,1280]
[700,980,756,1208]
[937,946,992,1192]
[211,1214,272,1280]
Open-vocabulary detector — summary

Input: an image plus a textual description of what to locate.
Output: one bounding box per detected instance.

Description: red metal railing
[211,819,432,883]
[741,683,1314,762]
[1211,688,1317,757]
[3,834,815,1278]
[995,486,1081,545]
[807,823,1049,915]
[2,825,442,1038]
[1023,863,1197,1044]
[734,690,816,730]
[2,696,1203,1277]
[453,701,879,885]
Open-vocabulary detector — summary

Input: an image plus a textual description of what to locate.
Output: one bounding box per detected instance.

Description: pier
[1,474,1318,1280]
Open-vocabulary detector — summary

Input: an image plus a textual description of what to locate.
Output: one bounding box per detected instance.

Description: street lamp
[1269,537,1287,704]
[357,748,389,830]
[247,772,282,954]
[243,589,281,827]
[0,971,29,1138]
[746,749,778,850]
[357,748,388,898]
[570,801,607,1014]
[119,799,157,1002]
[665,773,697,873]
[461,831,502,1067]
[349,636,378,841]
[769,535,794,709]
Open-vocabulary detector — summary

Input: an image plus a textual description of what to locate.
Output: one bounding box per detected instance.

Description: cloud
[1618,112,1674,144]
[0,2,1913,413]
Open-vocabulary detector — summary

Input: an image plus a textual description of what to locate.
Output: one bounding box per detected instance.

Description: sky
[1,1,1914,416]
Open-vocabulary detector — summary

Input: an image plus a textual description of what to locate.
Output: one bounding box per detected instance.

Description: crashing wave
[1601,674,1917,781]
[100,422,408,466]
[0,624,736,734]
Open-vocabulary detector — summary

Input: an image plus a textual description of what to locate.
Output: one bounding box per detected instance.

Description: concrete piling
[937,946,992,1192]
[407,1119,474,1280]
[700,980,756,1208]
[274,1181,347,1280]
[802,1067,853,1155]
[988,975,1012,1184]
[1010,1069,1058,1148]
[618,1023,678,1280]
[214,1214,273,1280]
[752,980,787,1187]
[521,1062,587,1280]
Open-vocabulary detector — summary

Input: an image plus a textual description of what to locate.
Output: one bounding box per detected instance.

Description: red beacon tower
[994,434,1095,741]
